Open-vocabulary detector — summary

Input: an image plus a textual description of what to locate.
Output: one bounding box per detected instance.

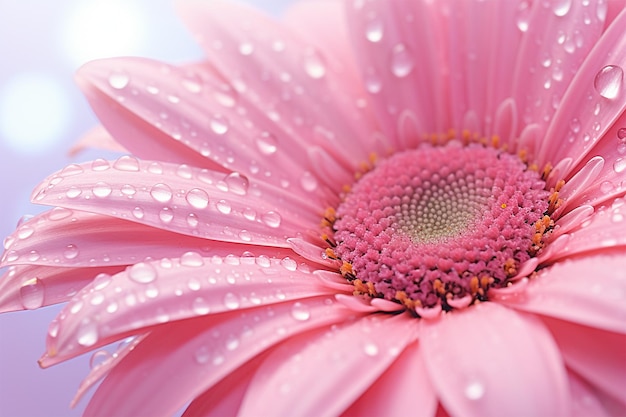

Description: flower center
[330,141,552,313]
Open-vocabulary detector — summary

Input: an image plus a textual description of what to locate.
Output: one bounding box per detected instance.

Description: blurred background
[0,0,294,415]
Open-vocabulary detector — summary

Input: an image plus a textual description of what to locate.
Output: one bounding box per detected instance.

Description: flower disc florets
[332,141,551,312]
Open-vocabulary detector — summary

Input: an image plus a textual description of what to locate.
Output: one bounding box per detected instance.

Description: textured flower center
[331,142,551,313]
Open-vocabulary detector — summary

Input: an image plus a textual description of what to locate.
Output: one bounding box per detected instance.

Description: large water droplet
[290,302,310,321]
[390,43,415,78]
[17,225,34,240]
[181,251,204,267]
[150,183,173,203]
[465,380,485,400]
[113,155,140,171]
[224,172,249,195]
[92,182,112,198]
[19,278,45,310]
[256,132,278,155]
[132,207,145,219]
[61,164,84,177]
[304,48,326,79]
[363,342,379,357]
[210,114,229,135]
[216,200,232,214]
[63,244,79,260]
[128,262,157,284]
[186,188,209,209]
[77,322,99,347]
[159,207,174,223]
[552,0,572,16]
[91,159,110,171]
[225,335,239,351]
[262,211,282,228]
[109,71,130,89]
[614,158,626,173]
[365,18,384,42]
[594,65,624,99]
[89,350,111,369]
[192,297,211,315]
[223,292,240,310]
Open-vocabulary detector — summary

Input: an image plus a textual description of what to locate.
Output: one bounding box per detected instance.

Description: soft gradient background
[0,1,293,416]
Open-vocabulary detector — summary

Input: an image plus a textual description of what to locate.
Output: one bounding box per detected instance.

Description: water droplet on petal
[224,172,249,195]
[290,302,310,321]
[465,380,485,400]
[552,0,572,16]
[239,41,254,55]
[128,262,157,284]
[187,213,199,227]
[618,128,626,141]
[77,322,99,347]
[390,43,414,78]
[223,292,240,310]
[594,65,624,99]
[262,211,282,228]
[63,244,79,260]
[614,158,626,173]
[365,18,384,42]
[150,183,173,203]
[225,335,239,351]
[121,184,136,196]
[186,188,209,209]
[89,350,111,369]
[17,225,34,240]
[91,159,110,171]
[192,297,211,315]
[195,345,210,364]
[210,114,229,135]
[216,200,232,214]
[61,164,84,177]
[19,278,45,310]
[92,182,112,198]
[304,48,326,79]
[148,162,163,174]
[109,71,130,89]
[113,155,140,171]
[256,132,278,155]
[365,70,382,94]
[281,256,297,271]
[159,207,174,223]
[300,171,318,191]
[132,207,145,219]
[363,342,379,356]
[48,207,73,221]
[93,273,112,290]
[181,251,204,267]
[181,73,202,93]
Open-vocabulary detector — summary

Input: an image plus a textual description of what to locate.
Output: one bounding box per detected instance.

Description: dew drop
[77,322,99,347]
[93,273,112,290]
[186,188,209,209]
[363,342,379,357]
[128,262,157,284]
[300,171,318,191]
[304,48,326,79]
[290,302,310,321]
[61,164,84,177]
[132,207,145,219]
[365,18,384,42]
[281,256,297,271]
[159,207,174,223]
[552,0,571,16]
[176,164,193,179]
[594,65,624,99]
[238,230,252,242]
[63,244,79,260]
[239,41,254,55]
[48,207,73,221]
[262,211,282,228]
[89,350,111,369]
[210,114,229,135]
[613,212,624,223]
[90,293,105,306]
[181,251,204,267]
[618,128,626,141]
[390,43,415,78]
[148,162,163,174]
[256,131,278,155]
[192,297,211,315]
[465,380,485,400]
[121,184,136,196]
[150,183,173,203]
[19,278,45,310]
[17,225,34,240]
[91,159,110,171]
[223,292,240,310]
[614,158,626,173]
[194,345,210,364]
[216,200,232,214]
[187,213,199,228]
[92,182,112,198]
[113,155,140,171]
[27,250,40,261]
[365,71,382,94]
[109,71,130,89]
[225,335,240,351]
[224,172,249,195]
[181,73,202,93]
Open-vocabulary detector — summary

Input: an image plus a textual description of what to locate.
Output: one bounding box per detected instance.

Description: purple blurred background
[0,1,293,416]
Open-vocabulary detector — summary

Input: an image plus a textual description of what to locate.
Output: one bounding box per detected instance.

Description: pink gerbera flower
[2,0,626,415]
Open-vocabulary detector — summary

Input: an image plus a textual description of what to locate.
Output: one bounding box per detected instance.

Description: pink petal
[420,303,570,417]
[41,256,331,366]
[30,158,321,248]
[513,0,605,154]
[238,313,417,417]
[494,253,626,333]
[83,296,353,417]
[69,125,128,156]
[542,316,626,406]
[568,370,612,417]
[175,0,381,170]
[554,201,626,262]
[341,342,437,417]
[0,264,124,313]
[345,0,447,142]
[537,8,626,173]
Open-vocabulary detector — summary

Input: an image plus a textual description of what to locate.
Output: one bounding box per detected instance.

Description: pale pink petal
[568,370,612,417]
[494,253,626,333]
[556,156,604,212]
[287,238,340,269]
[420,303,570,417]
[69,125,128,156]
[341,342,437,417]
[0,264,124,313]
[175,0,381,169]
[41,256,330,366]
[238,313,417,417]
[513,0,605,151]
[82,297,353,417]
[565,110,626,209]
[542,316,626,406]
[30,159,321,248]
[537,8,626,172]
[345,0,447,143]
[553,199,626,261]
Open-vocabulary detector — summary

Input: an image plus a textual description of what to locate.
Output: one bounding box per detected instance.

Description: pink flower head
[2,0,626,416]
